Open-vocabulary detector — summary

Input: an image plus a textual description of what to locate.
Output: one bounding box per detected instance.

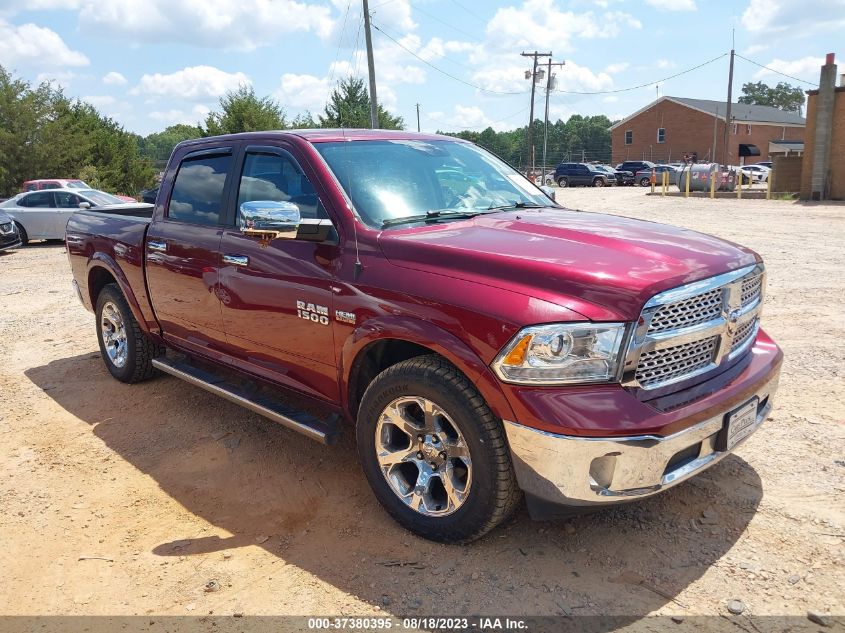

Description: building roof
[609,96,806,130]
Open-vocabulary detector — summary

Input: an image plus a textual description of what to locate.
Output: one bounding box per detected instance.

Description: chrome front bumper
[504,373,778,509]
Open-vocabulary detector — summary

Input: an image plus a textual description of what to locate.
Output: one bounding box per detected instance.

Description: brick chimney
[809,53,837,200]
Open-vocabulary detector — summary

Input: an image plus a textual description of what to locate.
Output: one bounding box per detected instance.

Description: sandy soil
[1,187,843,623]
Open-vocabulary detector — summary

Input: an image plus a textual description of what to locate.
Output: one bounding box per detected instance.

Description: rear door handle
[222,254,249,267]
[147,240,167,252]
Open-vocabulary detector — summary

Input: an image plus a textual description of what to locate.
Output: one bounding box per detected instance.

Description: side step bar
[151,357,341,445]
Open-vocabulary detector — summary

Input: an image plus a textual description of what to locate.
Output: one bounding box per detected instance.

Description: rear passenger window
[168,154,232,226]
[22,192,53,208]
[237,152,327,222]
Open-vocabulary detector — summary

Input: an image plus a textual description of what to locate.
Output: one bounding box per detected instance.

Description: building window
[732,123,738,135]
[657,128,665,143]
[625,130,633,145]
[746,124,752,134]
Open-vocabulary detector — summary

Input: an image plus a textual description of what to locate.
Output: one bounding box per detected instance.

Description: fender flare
[339,315,516,424]
[86,254,153,336]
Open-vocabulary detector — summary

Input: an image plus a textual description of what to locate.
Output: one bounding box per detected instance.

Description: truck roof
[183,129,455,145]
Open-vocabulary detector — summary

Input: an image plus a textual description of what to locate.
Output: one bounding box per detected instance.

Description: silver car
[0,188,126,244]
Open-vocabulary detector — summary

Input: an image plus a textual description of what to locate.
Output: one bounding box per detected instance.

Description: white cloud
[752,56,824,84]
[604,62,629,74]
[134,66,250,101]
[149,105,210,126]
[102,71,127,86]
[741,0,845,35]
[78,0,334,51]
[277,73,332,112]
[646,0,697,10]
[485,0,640,53]
[82,95,116,108]
[0,19,89,69]
[35,70,75,89]
[656,59,677,69]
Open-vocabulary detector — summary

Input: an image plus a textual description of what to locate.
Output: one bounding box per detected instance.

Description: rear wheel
[95,284,163,383]
[357,355,521,543]
[639,176,651,187]
[557,177,568,188]
[14,222,28,245]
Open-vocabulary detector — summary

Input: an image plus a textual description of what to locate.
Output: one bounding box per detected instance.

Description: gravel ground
[0,186,843,625]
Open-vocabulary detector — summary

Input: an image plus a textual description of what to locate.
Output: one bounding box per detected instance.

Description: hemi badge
[335,310,356,324]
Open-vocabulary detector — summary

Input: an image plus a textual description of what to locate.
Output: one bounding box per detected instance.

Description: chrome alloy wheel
[375,396,472,516]
[100,301,128,368]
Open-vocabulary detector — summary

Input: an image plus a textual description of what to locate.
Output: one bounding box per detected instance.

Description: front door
[218,144,341,401]
[145,147,235,354]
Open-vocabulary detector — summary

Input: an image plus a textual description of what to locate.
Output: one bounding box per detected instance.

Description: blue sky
[0,0,842,136]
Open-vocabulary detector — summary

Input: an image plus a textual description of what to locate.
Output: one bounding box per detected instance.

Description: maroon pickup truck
[66,130,782,542]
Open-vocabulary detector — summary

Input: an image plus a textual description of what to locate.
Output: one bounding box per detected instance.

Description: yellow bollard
[662,170,667,196]
[684,168,690,198]
[766,172,772,200]
[710,165,717,199]
[737,172,742,199]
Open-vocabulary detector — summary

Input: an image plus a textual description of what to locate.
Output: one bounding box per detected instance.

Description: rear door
[217,143,341,401]
[145,146,235,354]
[13,191,55,239]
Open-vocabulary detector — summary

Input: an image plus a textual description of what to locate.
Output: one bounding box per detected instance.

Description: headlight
[491,323,627,385]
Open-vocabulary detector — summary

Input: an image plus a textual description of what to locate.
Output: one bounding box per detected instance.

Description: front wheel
[95,284,163,383]
[639,176,651,187]
[357,355,521,543]
[593,178,605,187]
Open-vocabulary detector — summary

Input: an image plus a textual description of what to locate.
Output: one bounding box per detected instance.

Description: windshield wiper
[381,209,494,228]
[486,201,547,211]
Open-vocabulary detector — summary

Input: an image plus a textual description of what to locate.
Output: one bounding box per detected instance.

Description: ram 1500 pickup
[66,130,782,542]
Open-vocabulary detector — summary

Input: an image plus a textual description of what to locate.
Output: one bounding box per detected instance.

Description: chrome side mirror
[540,185,556,201]
[78,201,91,210]
[240,200,301,240]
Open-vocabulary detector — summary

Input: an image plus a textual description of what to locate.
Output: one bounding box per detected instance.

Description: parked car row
[0,187,140,245]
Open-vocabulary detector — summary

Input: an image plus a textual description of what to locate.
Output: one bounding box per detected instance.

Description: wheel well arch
[347,339,435,417]
[87,265,118,306]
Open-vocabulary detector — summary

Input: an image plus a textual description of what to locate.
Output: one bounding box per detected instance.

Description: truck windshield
[314,139,554,229]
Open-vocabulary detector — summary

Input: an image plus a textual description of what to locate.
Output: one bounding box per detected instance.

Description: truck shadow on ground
[27,353,764,624]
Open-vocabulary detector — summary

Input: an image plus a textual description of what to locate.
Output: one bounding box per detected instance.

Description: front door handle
[147,240,167,252]
[222,254,249,267]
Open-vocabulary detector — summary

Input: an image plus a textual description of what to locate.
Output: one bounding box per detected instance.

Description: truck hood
[377,208,759,321]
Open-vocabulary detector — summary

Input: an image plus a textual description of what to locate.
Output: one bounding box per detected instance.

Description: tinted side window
[23,192,54,208]
[54,191,82,208]
[237,152,327,222]
[168,154,232,226]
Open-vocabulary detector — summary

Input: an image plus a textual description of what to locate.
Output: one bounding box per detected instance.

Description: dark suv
[554,162,616,187]
[616,160,656,175]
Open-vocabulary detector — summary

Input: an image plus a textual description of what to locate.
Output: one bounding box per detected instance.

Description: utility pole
[521,51,551,176]
[722,32,735,165]
[362,0,379,129]
[415,103,420,132]
[542,60,565,177]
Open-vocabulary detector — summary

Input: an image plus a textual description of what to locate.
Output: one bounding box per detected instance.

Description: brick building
[801,54,843,200]
[610,96,806,166]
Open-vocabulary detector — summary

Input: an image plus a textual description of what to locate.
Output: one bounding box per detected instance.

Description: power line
[447,0,488,24]
[406,0,480,41]
[370,20,529,95]
[552,53,728,94]
[734,53,816,86]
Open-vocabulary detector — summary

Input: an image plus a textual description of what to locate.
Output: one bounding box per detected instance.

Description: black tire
[357,355,521,543]
[557,177,568,188]
[14,222,28,245]
[593,177,605,187]
[95,284,163,383]
[639,177,651,187]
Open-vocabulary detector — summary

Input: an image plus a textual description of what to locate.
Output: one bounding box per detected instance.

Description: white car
[0,188,127,244]
[739,165,771,183]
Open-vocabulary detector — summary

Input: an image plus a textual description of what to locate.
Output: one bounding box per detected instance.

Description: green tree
[318,77,404,129]
[204,85,286,136]
[140,123,203,163]
[738,81,805,115]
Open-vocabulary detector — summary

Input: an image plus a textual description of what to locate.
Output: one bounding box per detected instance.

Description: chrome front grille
[623,264,765,391]
[636,336,719,388]
[648,288,722,333]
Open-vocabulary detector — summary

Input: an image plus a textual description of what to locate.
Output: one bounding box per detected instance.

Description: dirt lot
[1,187,843,624]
